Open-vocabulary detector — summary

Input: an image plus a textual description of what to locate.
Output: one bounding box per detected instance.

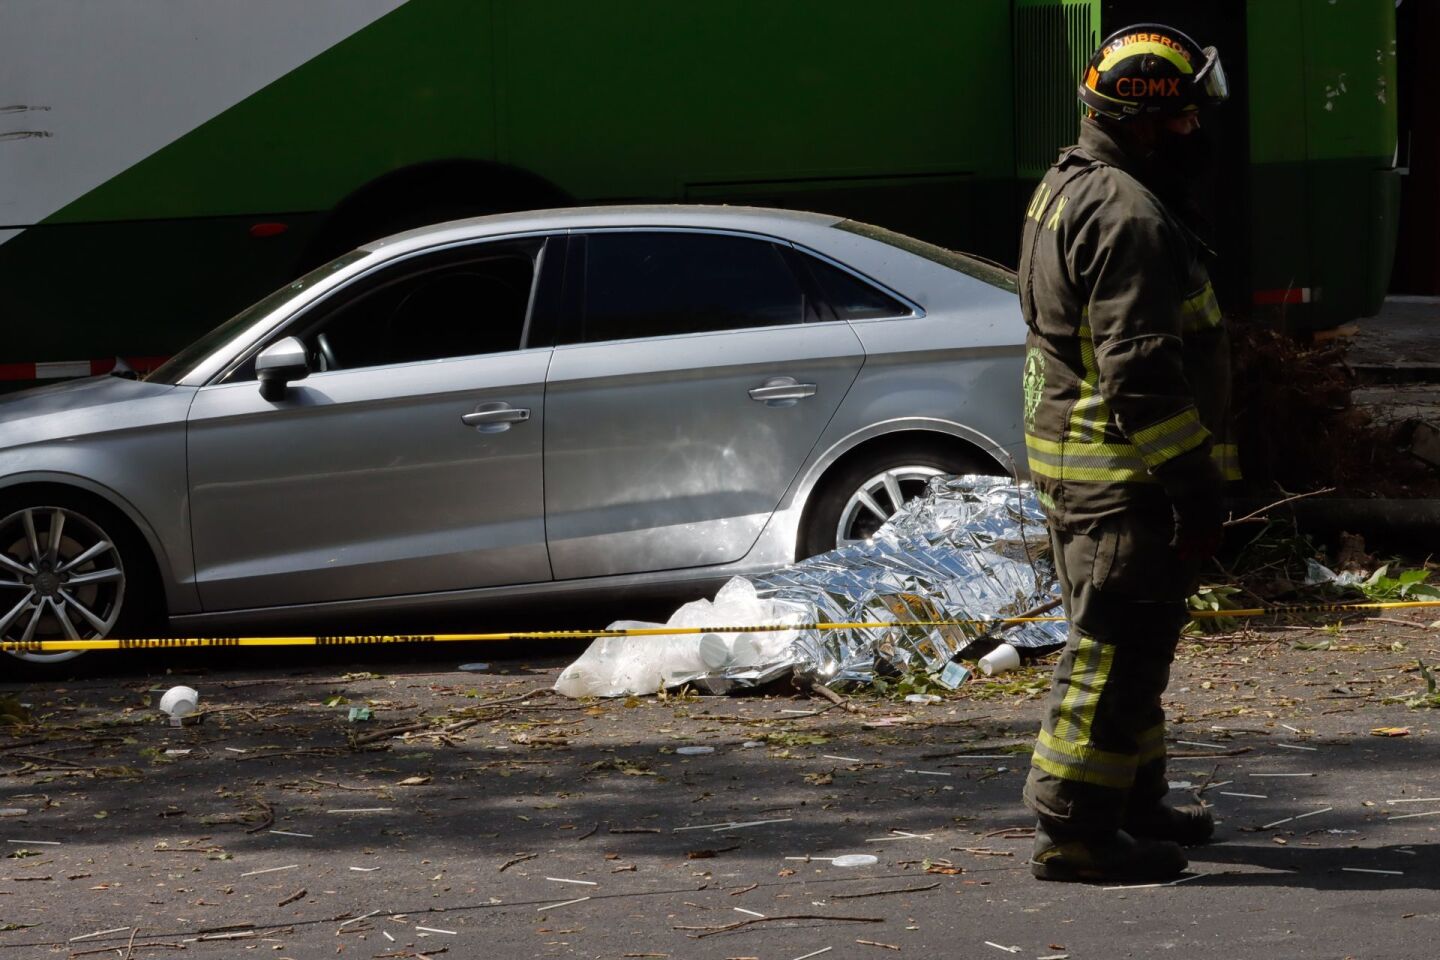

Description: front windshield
[146,251,368,385]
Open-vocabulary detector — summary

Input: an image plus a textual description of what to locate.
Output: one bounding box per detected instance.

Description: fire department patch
[1023,347,1045,428]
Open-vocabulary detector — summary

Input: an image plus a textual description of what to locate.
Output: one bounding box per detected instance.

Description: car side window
[224,238,542,381]
[566,232,812,344]
[801,254,912,320]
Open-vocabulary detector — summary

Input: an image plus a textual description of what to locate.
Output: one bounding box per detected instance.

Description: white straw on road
[336,910,380,929]
[1250,772,1317,779]
[1219,792,1268,799]
[790,948,833,960]
[904,769,952,777]
[674,821,736,832]
[984,942,1022,953]
[6,839,61,845]
[1342,867,1404,876]
[821,755,864,763]
[240,864,299,877]
[348,866,380,872]
[382,931,395,942]
[1386,809,1440,821]
[326,808,394,814]
[1262,806,1333,830]
[536,896,591,912]
[1386,797,1440,804]
[1280,723,1304,734]
[734,907,767,918]
[1174,740,1231,750]
[545,877,598,886]
[719,818,793,831]
[268,830,313,838]
[69,927,130,943]
[1103,873,1204,891]
[415,926,457,935]
[1276,743,1319,752]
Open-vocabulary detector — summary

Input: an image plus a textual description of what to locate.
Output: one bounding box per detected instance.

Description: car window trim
[787,244,923,322]
[560,226,824,347]
[203,231,566,386]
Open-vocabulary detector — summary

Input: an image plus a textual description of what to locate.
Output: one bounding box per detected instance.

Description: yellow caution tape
[3,599,1438,654]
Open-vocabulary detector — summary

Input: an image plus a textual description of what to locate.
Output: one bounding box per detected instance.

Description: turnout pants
[1023,509,1200,835]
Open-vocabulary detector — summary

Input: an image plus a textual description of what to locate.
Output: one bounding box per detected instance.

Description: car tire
[797,443,1007,560]
[0,492,159,675]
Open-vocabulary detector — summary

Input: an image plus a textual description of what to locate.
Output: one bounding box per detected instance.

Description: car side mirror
[256,336,310,401]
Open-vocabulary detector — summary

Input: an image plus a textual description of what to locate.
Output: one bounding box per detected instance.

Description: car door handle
[748,378,817,406]
[462,404,530,432]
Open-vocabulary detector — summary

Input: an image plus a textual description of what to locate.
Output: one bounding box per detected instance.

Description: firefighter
[1017,23,1237,883]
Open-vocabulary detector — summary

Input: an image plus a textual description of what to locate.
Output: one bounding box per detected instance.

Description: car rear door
[543,229,865,580]
[185,236,561,611]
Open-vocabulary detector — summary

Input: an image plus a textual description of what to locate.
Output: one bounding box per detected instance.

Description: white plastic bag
[554,578,809,698]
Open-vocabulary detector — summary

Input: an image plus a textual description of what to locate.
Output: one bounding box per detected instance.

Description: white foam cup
[158,685,199,718]
[978,642,1021,676]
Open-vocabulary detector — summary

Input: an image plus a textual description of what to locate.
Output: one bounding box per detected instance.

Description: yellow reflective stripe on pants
[1025,433,1156,484]
[1033,728,1138,790]
[1129,406,1211,470]
[1212,442,1242,481]
[1052,636,1115,744]
[1068,321,1109,444]
[1182,282,1223,332]
[1136,723,1166,765]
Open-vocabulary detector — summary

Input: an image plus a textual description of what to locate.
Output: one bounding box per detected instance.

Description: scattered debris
[831,882,941,900]
[675,913,882,939]
[239,864,299,878]
[158,686,199,724]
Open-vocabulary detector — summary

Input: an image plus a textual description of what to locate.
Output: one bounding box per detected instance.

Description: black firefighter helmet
[1078,23,1229,120]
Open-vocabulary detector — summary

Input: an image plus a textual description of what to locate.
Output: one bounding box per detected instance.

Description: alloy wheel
[0,506,126,664]
[834,465,945,547]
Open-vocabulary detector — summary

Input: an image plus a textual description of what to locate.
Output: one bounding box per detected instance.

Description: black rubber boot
[1030,824,1187,883]
[1123,800,1215,846]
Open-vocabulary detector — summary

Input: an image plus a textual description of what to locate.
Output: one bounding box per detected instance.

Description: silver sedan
[0,206,1025,665]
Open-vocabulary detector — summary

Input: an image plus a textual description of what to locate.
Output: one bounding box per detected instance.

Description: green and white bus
[0,0,1399,384]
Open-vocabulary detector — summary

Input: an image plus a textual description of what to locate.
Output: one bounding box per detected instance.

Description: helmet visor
[1196,46,1229,104]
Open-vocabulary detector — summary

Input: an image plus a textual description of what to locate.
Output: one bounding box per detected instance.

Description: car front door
[186,236,559,611]
[544,229,865,580]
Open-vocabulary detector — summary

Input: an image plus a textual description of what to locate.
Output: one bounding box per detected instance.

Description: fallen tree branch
[1224,487,1337,527]
[674,913,884,939]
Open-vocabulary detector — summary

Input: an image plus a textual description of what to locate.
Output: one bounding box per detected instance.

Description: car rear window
[835,220,1018,293]
[800,254,912,320]
[568,231,812,343]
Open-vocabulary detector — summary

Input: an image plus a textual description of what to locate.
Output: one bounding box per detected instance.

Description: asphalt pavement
[2,609,1438,960]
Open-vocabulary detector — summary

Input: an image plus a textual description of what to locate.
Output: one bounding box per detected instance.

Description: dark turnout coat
[1018,119,1237,529]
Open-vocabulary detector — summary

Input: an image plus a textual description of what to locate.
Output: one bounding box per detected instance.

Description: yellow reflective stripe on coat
[1068,320,1110,444]
[1181,282,1223,332]
[1128,406,1211,470]
[1028,433,1239,484]
[1026,433,1155,483]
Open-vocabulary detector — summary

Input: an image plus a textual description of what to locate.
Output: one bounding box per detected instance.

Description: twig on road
[675,913,884,939]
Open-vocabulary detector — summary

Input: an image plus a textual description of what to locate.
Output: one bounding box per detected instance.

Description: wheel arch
[788,420,1018,558]
[0,474,176,615]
